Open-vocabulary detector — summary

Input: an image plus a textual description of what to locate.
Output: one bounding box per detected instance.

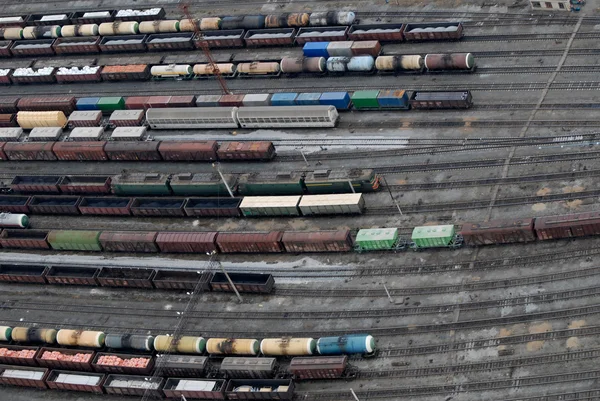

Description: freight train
[0,210,597,254]
[0,51,475,85]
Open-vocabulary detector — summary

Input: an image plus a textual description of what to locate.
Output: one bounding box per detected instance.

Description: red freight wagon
[104,141,161,161]
[460,218,536,246]
[0,195,30,213]
[28,195,82,215]
[52,141,108,161]
[219,94,244,107]
[535,211,600,240]
[53,37,102,55]
[348,24,405,42]
[167,95,196,107]
[17,96,76,114]
[152,270,213,291]
[0,345,41,366]
[3,142,57,161]
[0,230,50,250]
[11,175,61,193]
[92,353,154,375]
[217,141,275,161]
[36,347,95,371]
[158,140,218,161]
[155,232,218,253]
[96,267,156,288]
[282,230,353,252]
[289,356,348,380]
[0,263,48,283]
[0,40,13,57]
[58,176,112,194]
[125,96,149,109]
[0,96,20,113]
[194,30,245,48]
[45,265,99,286]
[0,113,17,127]
[78,197,133,216]
[130,198,187,216]
[0,365,49,389]
[45,370,105,394]
[210,272,274,294]
[216,231,284,253]
[99,231,159,253]
[145,96,171,108]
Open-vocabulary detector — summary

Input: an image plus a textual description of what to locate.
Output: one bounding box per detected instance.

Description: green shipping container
[111,173,171,196]
[355,228,398,250]
[351,90,380,110]
[47,230,102,251]
[411,225,455,248]
[237,172,304,196]
[97,97,126,112]
[170,173,237,197]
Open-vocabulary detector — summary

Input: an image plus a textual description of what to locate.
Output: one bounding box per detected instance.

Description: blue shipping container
[319,92,351,110]
[76,97,100,111]
[303,42,329,58]
[271,93,298,106]
[296,93,322,105]
[377,90,409,109]
[316,334,376,355]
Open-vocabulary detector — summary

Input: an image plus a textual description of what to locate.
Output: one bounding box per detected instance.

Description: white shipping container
[299,193,365,215]
[240,196,301,216]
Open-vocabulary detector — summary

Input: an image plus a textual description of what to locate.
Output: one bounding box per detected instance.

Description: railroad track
[5,283,600,319]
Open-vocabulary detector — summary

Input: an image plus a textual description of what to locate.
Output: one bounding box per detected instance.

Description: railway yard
[3,0,600,400]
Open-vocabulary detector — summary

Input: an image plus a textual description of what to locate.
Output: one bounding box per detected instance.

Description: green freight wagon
[355,228,399,251]
[237,171,304,196]
[111,173,171,196]
[351,90,380,110]
[304,169,380,194]
[170,173,237,197]
[411,225,460,248]
[47,230,102,251]
[97,97,126,113]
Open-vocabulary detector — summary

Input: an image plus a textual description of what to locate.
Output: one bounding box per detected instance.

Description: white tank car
[0,213,29,228]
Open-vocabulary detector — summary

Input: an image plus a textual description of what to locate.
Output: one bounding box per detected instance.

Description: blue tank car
[316,334,376,355]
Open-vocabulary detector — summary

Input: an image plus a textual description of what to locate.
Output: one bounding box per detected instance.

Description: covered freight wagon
[217,141,275,161]
[99,231,158,253]
[154,355,208,377]
[155,232,218,254]
[47,230,102,251]
[158,141,218,161]
[18,97,76,114]
[282,230,353,252]
[52,141,108,161]
[534,211,600,240]
[289,356,348,380]
[220,357,276,378]
[3,142,57,160]
[461,218,536,246]
[411,225,460,248]
[104,141,160,161]
[216,231,284,253]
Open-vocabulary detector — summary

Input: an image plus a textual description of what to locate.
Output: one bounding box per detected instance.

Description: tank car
[316,334,376,355]
[0,212,29,228]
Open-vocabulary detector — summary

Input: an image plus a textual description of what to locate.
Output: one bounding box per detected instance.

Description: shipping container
[52,141,108,161]
[170,173,236,197]
[411,225,457,248]
[350,90,379,109]
[104,141,160,161]
[240,196,301,217]
[237,171,304,196]
[184,197,242,217]
[348,23,405,42]
[97,97,125,113]
[4,142,57,161]
[92,354,154,374]
[216,231,284,253]
[220,357,276,379]
[97,267,156,288]
[153,270,212,291]
[155,355,208,377]
[302,41,329,58]
[111,173,170,196]
[10,39,55,57]
[271,93,298,106]
[296,26,349,44]
[351,40,381,57]
[219,94,245,107]
[195,94,224,107]
[244,28,296,47]
[210,272,275,294]
[10,175,60,193]
[103,374,163,397]
[76,97,100,111]
[158,141,218,161]
[144,95,170,108]
[68,110,103,128]
[225,379,294,400]
[298,194,365,215]
[167,95,196,108]
[155,232,218,254]
[108,109,144,127]
[0,195,30,213]
[99,231,158,253]
[78,197,132,216]
[28,195,81,215]
[146,33,194,51]
[18,96,76,114]
[195,29,245,48]
[461,218,536,246]
[0,345,41,366]
[53,37,101,55]
[58,176,111,194]
[0,263,48,282]
[68,127,105,141]
[403,22,463,41]
[99,35,147,52]
[327,41,353,57]
[289,356,348,380]
[46,230,102,251]
[319,92,351,110]
[100,64,150,81]
[242,94,271,107]
[0,365,48,389]
[162,378,226,399]
[282,230,353,252]
[36,347,95,371]
[46,370,105,394]
[377,90,409,109]
[130,197,186,216]
[535,211,600,240]
[46,265,99,285]
[355,228,398,251]
[125,96,148,110]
